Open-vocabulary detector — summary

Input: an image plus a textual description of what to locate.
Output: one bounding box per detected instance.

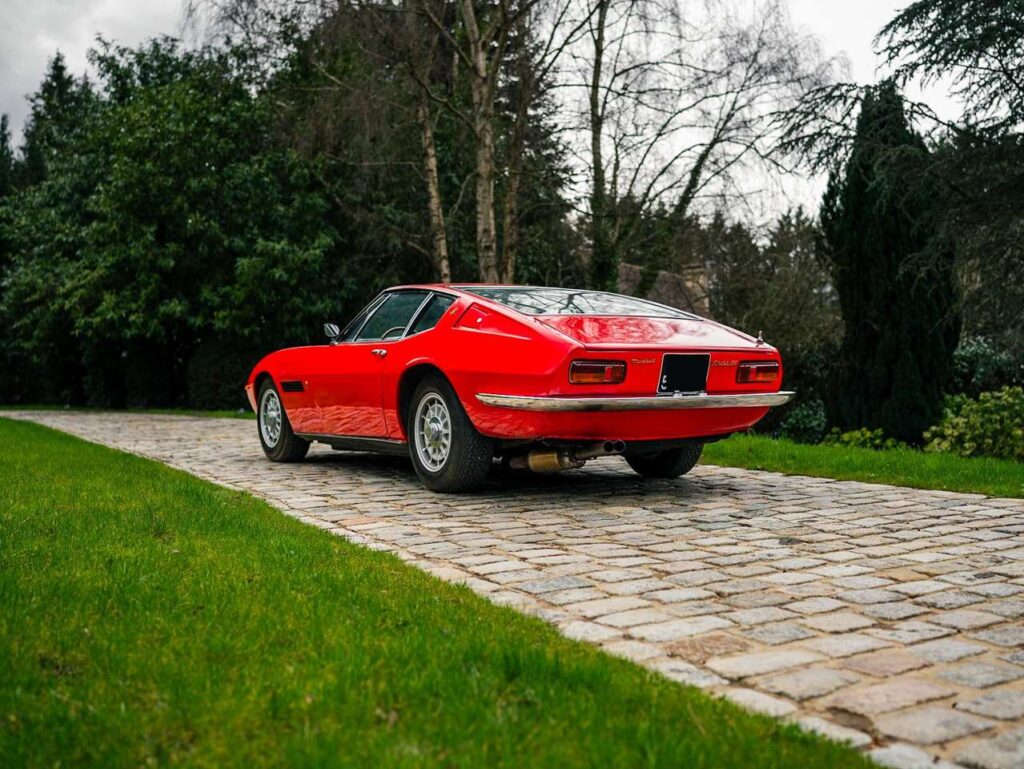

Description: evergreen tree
[0,115,13,197]
[819,81,960,443]
[18,53,93,186]
[0,39,336,407]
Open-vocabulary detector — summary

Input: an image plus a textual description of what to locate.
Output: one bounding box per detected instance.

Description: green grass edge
[0,416,873,768]
[704,433,1024,499]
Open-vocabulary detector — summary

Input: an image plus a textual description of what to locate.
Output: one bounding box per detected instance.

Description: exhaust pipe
[507,440,626,473]
[575,439,626,460]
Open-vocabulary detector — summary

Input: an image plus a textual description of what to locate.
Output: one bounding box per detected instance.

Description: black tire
[625,442,703,479]
[257,379,310,462]
[407,375,493,492]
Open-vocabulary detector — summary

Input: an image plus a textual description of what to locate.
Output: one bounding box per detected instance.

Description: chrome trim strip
[475,391,795,412]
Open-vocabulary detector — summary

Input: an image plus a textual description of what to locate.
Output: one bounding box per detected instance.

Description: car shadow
[303,448,705,500]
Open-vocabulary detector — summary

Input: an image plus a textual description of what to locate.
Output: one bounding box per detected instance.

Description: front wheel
[625,442,703,479]
[257,379,309,462]
[407,375,493,492]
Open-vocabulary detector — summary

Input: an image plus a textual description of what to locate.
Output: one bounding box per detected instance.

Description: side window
[355,292,428,341]
[341,297,384,342]
[408,294,456,336]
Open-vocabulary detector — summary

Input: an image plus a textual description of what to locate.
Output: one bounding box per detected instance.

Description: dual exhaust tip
[507,440,626,473]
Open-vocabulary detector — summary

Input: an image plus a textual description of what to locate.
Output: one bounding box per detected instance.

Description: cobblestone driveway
[9,411,1024,769]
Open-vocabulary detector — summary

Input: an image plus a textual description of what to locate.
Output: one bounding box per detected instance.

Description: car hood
[537,315,762,350]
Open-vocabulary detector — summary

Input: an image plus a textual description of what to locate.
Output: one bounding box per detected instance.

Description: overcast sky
[1,0,956,143]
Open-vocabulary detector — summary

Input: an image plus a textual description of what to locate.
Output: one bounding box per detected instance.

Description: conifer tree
[819,80,959,443]
[0,115,13,197]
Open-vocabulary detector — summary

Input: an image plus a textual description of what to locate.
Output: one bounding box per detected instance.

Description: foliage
[780,1,1024,359]
[822,427,907,451]
[704,432,1024,498]
[15,53,95,188]
[0,115,13,198]
[582,0,834,292]
[878,0,1024,129]
[0,418,874,768]
[777,398,827,444]
[0,40,337,407]
[950,337,1024,398]
[819,81,959,444]
[924,387,1024,462]
[702,208,840,431]
[186,340,266,411]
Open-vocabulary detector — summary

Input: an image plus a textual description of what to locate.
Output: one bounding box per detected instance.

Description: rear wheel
[625,442,703,479]
[407,375,493,492]
[257,379,309,462]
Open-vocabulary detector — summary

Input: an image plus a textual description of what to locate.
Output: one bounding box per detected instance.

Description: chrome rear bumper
[476,391,795,412]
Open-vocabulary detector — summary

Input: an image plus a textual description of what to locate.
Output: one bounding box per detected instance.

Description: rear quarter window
[408,294,456,336]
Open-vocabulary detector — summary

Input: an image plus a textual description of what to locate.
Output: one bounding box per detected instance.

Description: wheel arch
[253,370,275,391]
[397,363,452,438]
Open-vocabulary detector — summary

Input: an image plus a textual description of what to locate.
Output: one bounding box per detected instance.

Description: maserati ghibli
[245,285,793,492]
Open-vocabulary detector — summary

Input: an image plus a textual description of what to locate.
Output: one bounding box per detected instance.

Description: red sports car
[245,285,793,492]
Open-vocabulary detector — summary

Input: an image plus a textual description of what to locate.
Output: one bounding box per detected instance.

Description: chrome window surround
[343,289,461,344]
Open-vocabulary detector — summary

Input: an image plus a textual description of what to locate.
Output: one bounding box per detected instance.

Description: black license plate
[657,353,709,394]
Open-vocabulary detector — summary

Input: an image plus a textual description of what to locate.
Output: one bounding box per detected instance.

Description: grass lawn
[0,418,871,768]
[705,433,1024,499]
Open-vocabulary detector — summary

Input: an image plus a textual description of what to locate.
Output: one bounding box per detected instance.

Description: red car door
[312,290,430,437]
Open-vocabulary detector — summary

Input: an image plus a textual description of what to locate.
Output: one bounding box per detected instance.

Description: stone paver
[911,638,987,663]
[956,727,1024,769]
[9,409,1024,767]
[842,649,931,678]
[722,688,796,717]
[825,678,958,717]
[760,667,860,701]
[796,716,872,748]
[871,744,963,769]
[706,649,823,679]
[938,662,1024,689]
[957,691,1024,721]
[875,706,993,744]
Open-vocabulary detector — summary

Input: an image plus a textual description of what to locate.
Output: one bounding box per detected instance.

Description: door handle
[371,348,387,358]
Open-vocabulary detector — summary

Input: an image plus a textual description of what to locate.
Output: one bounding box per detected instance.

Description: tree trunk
[499,152,522,283]
[461,0,499,282]
[588,0,615,291]
[474,112,499,282]
[416,98,451,282]
[498,21,531,284]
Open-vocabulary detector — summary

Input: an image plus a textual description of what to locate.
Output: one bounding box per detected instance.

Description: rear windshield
[463,287,696,319]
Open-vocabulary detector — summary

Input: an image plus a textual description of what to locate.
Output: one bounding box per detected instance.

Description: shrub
[757,339,835,436]
[186,340,264,411]
[778,398,827,444]
[822,427,907,451]
[925,386,1024,461]
[950,337,1024,397]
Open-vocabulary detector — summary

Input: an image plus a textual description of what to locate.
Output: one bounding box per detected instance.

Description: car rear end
[458,287,792,444]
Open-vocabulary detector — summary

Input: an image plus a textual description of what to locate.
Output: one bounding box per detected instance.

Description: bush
[925,386,1024,461]
[822,427,907,451]
[186,340,264,411]
[778,398,827,444]
[950,337,1024,397]
[755,340,839,434]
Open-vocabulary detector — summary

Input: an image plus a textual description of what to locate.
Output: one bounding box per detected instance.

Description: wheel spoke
[260,390,283,448]
[414,392,452,472]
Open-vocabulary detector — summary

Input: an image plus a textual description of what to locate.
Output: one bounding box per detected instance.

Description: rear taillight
[737,361,779,384]
[569,360,626,384]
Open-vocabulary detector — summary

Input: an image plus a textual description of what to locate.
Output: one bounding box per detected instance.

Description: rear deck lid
[537,315,760,350]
